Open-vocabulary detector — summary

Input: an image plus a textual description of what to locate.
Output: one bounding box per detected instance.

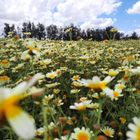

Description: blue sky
[0,0,140,35]
[110,0,140,32]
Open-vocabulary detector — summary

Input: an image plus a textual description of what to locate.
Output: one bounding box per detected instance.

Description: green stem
[50,113,62,140]
[43,106,49,140]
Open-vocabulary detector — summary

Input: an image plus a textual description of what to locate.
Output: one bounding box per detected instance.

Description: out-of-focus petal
[26,73,44,89]
[0,88,11,101]
[12,82,27,96]
[103,76,113,83]
[5,106,36,140]
[92,76,100,83]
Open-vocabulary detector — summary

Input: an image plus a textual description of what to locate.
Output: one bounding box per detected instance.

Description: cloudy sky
[0,0,140,35]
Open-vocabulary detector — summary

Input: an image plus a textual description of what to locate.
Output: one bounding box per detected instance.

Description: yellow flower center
[6,105,21,118]
[118,84,124,89]
[113,91,119,98]
[88,82,106,90]
[119,117,126,124]
[77,105,86,111]
[104,130,112,137]
[108,71,118,76]
[136,127,140,140]
[0,60,9,65]
[0,76,10,82]
[73,75,80,81]
[47,73,56,79]
[77,131,89,140]
[0,95,23,119]
[28,46,39,52]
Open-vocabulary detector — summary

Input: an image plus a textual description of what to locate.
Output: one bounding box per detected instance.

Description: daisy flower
[127,117,140,140]
[46,71,58,79]
[0,73,43,139]
[71,75,80,81]
[79,76,113,92]
[0,59,10,68]
[112,88,123,101]
[71,127,93,140]
[70,100,93,111]
[101,126,115,138]
[35,127,45,137]
[108,69,119,77]
[104,83,125,100]
[0,76,10,84]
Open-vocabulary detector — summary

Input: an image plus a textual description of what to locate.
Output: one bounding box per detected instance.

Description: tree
[130,32,139,40]
[46,25,59,40]
[36,23,46,40]
[3,23,16,37]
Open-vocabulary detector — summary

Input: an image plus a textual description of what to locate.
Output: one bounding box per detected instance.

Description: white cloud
[134,28,140,35]
[127,1,140,14]
[0,0,122,35]
[126,28,140,36]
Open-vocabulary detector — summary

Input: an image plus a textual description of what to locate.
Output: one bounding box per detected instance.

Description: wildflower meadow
[0,37,140,140]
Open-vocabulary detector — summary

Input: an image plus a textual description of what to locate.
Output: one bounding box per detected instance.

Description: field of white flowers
[0,37,140,140]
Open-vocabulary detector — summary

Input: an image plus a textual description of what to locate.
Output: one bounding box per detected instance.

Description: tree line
[2,22,140,41]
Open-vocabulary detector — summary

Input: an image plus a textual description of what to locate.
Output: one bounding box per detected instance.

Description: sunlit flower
[12,63,25,72]
[80,97,88,102]
[72,81,83,87]
[112,89,123,100]
[0,60,10,68]
[70,100,94,111]
[48,122,56,130]
[108,69,119,77]
[21,51,31,60]
[101,126,115,138]
[53,89,61,94]
[23,32,31,35]
[72,75,80,81]
[71,127,93,140]
[119,117,126,124]
[127,117,140,140]
[55,99,64,106]
[79,76,112,91]
[43,94,54,105]
[45,82,60,88]
[0,76,10,84]
[27,45,40,57]
[115,83,125,90]
[46,71,58,79]
[70,89,80,94]
[92,93,100,99]
[35,127,45,137]
[0,73,43,139]
[39,59,52,66]
[108,47,113,53]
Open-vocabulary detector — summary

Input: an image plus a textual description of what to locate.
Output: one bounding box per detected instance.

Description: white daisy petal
[133,117,140,125]
[103,87,113,97]
[103,76,113,83]
[26,73,43,89]
[126,131,136,138]
[92,76,100,83]
[0,88,11,101]
[127,117,140,140]
[6,106,36,140]
[12,82,28,96]
[128,123,137,131]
